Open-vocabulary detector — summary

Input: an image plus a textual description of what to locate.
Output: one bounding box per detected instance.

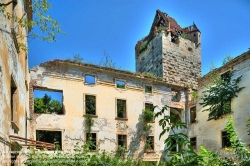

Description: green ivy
[247,116,250,135]
[200,71,244,120]
[139,41,148,53]
[142,109,154,123]
[225,116,250,163]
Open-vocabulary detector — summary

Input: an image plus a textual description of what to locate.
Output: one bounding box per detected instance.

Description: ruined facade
[1,6,250,164]
[29,60,189,161]
[188,50,250,152]
[0,0,31,165]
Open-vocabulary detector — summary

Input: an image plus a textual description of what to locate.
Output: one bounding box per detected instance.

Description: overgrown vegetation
[34,94,63,114]
[155,106,250,165]
[222,55,234,66]
[99,50,117,68]
[139,41,148,53]
[247,115,250,135]
[24,142,163,165]
[191,91,198,100]
[0,0,64,51]
[142,109,154,123]
[200,71,244,120]
[25,104,250,165]
[180,33,188,39]
[157,26,166,32]
[225,116,250,164]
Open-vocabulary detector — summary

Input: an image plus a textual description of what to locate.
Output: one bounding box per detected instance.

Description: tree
[34,94,63,114]
[200,71,244,120]
[222,55,234,65]
[0,0,63,51]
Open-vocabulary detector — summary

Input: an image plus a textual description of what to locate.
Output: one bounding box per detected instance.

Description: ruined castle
[1,5,250,165]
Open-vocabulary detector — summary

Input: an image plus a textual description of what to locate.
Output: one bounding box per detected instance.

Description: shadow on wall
[127,114,152,158]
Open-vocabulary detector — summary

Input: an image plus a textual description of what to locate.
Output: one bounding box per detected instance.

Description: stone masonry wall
[136,33,163,77]
[162,32,201,88]
[136,31,201,88]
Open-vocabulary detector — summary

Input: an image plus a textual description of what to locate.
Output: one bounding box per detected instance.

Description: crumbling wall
[0,0,30,165]
[189,52,250,151]
[29,61,186,161]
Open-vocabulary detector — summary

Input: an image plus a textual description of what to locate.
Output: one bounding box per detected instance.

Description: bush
[142,109,154,123]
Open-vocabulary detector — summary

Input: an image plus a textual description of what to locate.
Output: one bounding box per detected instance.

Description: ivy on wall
[200,71,244,120]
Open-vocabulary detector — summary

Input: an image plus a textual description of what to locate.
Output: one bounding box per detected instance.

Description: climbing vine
[200,71,244,120]
[247,116,250,135]
[225,116,250,164]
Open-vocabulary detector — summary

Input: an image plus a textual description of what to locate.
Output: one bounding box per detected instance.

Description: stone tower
[135,9,201,88]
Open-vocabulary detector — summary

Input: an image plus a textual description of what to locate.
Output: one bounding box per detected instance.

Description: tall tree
[34,94,63,114]
[0,0,63,51]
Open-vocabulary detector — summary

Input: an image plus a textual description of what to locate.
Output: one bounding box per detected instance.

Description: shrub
[142,109,154,123]
[139,41,148,53]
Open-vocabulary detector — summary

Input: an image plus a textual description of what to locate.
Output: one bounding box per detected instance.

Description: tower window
[188,47,193,51]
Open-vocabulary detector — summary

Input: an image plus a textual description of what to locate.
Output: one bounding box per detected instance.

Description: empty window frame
[34,89,63,114]
[170,108,181,123]
[170,138,181,152]
[145,103,154,112]
[117,99,126,118]
[190,137,197,150]
[144,85,152,93]
[222,131,231,148]
[145,136,154,151]
[117,134,127,148]
[86,133,97,150]
[220,71,231,82]
[85,74,95,84]
[116,80,125,89]
[11,76,17,122]
[36,130,62,150]
[171,90,181,102]
[170,138,177,152]
[85,95,96,115]
[190,107,196,123]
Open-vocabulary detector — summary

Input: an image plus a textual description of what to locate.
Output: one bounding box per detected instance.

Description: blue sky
[28,0,250,76]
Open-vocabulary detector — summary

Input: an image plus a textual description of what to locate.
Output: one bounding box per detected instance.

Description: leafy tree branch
[200,71,244,120]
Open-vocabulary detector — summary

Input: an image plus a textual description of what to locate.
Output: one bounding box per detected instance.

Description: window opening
[171,90,181,102]
[85,75,95,84]
[145,85,152,93]
[170,108,181,123]
[117,99,126,118]
[36,130,62,150]
[145,103,154,112]
[190,107,196,123]
[145,136,154,151]
[221,71,231,82]
[222,131,231,148]
[190,137,197,150]
[11,76,17,122]
[116,80,125,89]
[85,95,96,115]
[118,135,127,148]
[86,133,97,150]
[34,89,63,114]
